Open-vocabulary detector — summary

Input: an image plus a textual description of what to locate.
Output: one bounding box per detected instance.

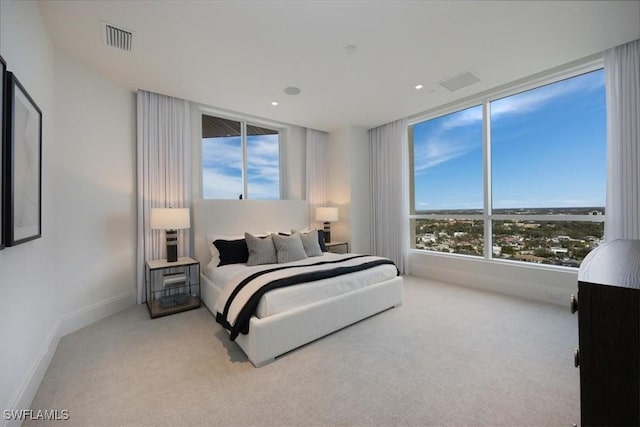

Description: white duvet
[207,253,398,319]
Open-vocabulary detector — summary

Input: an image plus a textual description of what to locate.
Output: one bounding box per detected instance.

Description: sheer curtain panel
[604,39,640,241]
[370,119,409,274]
[305,128,329,225]
[136,90,192,303]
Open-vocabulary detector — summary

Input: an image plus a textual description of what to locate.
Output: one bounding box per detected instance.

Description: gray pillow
[271,232,308,263]
[299,229,323,257]
[245,232,277,266]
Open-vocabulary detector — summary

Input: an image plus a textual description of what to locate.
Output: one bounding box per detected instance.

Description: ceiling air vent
[102,22,133,52]
[439,71,480,92]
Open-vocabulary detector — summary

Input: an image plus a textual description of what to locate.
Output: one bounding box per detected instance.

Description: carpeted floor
[26,276,579,426]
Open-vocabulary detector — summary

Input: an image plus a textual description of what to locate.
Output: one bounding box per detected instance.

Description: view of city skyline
[411,69,607,267]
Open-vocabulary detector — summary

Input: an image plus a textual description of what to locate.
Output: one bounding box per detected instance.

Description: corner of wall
[326,125,373,253]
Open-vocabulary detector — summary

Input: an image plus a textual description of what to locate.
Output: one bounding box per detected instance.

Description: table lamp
[150,208,190,262]
[316,207,338,243]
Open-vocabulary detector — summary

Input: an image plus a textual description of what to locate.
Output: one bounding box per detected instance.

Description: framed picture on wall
[0,55,6,250]
[4,72,42,246]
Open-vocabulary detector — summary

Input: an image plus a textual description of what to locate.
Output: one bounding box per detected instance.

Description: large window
[410,68,606,267]
[202,114,280,200]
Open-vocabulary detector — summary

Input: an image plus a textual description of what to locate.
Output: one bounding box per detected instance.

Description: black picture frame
[4,72,42,246]
[0,55,6,250]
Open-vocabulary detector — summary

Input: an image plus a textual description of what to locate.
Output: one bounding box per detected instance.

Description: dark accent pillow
[213,238,249,266]
[317,229,327,252]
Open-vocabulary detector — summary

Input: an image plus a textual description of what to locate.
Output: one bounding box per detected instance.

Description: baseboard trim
[409,253,577,306]
[2,291,135,427]
[57,290,135,338]
[2,319,61,427]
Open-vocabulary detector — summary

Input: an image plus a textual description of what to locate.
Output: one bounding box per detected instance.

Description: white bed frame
[193,199,403,367]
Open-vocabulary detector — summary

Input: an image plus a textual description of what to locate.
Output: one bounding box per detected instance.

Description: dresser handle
[570,294,578,314]
[574,349,580,368]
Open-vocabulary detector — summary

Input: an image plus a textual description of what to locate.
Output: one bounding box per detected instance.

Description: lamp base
[166,245,178,262]
[323,222,331,243]
[166,229,178,262]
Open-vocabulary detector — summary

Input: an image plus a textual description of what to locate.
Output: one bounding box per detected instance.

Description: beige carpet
[26,276,579,426]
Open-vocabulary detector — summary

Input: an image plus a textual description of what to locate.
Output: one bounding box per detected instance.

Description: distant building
[421,234,436,243]
[514,254,545,263]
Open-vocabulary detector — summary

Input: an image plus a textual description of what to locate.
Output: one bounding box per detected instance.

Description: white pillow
[245,232,278,265]
[271,232,308,263]
[296,228,323,257]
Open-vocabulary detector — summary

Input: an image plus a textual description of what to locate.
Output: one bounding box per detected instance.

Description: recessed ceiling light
[415,84,424,90]
[284,86,301,95]
[271,101,279,106]
[344,45,358,54]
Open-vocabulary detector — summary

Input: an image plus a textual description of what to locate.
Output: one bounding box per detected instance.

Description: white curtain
[604,39,640,241]
[305,128,329,225]
[136,90,192,303]
[370,119,409,274]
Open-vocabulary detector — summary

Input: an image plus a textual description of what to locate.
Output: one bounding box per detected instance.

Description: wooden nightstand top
[146,257,198,270]
[325,241,349,253]
[325,241,348,247]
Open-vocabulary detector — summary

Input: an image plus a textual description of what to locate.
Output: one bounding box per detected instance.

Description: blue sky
[413,69,606,211]
[202,134,279,199]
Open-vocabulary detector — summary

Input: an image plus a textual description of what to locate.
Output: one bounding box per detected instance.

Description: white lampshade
[316,207,338,222]
[150,208,190,230]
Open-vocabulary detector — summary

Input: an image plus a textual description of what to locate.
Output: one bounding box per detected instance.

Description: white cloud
[202,168,243,199]
[492,71,603,120]
[440,106,483,131]
[414,70,604,173]
[414,136,480,173]
[247,135,279,185]
[202,134,280,199]
[202,137,242,170]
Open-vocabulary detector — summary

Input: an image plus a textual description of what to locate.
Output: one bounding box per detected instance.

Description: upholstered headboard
[193,199,309,266]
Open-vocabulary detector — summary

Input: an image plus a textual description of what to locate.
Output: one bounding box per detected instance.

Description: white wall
[327,126,371,254]
[0,0,58,419]
[53,51,136,335]
[0,3,137,422]
[410,251,578,306]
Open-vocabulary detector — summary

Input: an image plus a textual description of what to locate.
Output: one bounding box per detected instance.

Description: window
[202,114,280,200]
[411,105,484,256]
[410,68,606,267]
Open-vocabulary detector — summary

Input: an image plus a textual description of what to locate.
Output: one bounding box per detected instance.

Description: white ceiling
[39,0,639,132]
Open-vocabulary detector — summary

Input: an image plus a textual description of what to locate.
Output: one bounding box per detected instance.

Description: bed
[194,199,404,367]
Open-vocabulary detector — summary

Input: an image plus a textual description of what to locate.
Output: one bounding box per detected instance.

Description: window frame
[408,58,606,269]
[198,109,285,200]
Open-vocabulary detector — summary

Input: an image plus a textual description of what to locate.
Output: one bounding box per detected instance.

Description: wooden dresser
[573,239,640,426]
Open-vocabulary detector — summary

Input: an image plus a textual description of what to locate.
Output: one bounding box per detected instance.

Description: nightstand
[145,257,200,318]
[325,241,349,254]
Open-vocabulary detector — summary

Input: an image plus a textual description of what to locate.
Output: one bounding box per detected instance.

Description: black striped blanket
[214,255,399,340]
